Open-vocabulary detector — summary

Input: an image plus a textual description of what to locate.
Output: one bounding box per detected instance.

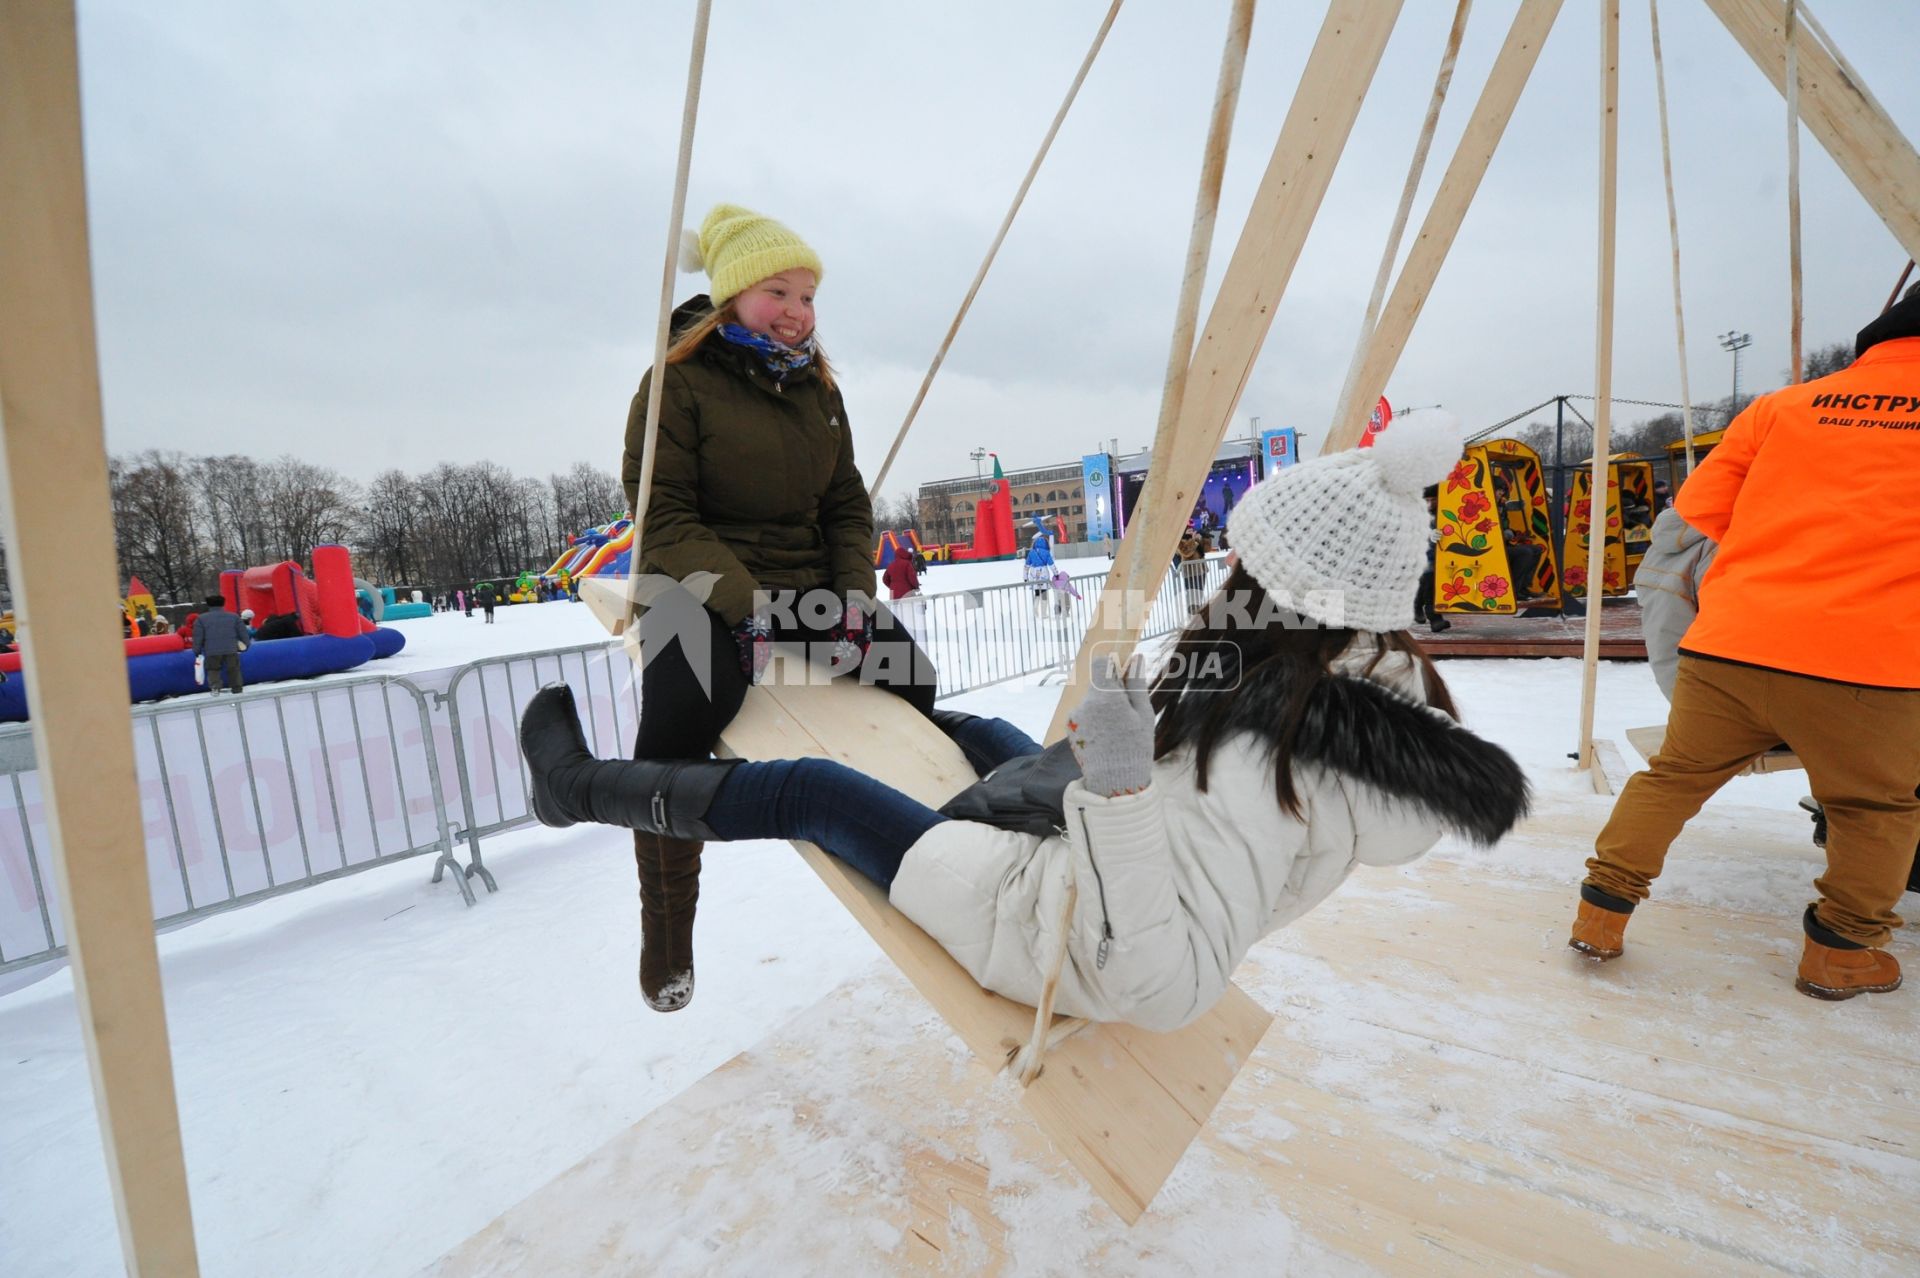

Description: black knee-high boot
[519,685,739,839]
[520,684,741,1013]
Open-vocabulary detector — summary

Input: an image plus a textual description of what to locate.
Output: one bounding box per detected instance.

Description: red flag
[1357,396,1393,448]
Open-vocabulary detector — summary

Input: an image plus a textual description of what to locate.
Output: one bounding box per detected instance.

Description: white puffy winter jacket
[887,647,1444,1032]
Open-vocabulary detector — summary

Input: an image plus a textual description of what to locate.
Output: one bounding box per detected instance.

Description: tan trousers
[1586,657,1920,946]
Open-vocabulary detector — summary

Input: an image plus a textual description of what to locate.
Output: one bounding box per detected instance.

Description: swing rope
[865,0,1125,501]
[1105,0,1254,659]
[1647,0,1699,473]
[624,0,713,639]
[1007,877,1088,1086]
[1328,0,1472,446]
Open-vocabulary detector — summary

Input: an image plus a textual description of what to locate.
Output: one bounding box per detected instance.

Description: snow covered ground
[0,598,1844,1275]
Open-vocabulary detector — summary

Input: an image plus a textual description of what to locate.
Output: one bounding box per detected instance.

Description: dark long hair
[1149,564,1457,817]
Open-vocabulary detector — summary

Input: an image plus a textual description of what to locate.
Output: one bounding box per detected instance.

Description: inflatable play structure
[1562,453,1657,599]
[873,529,927,569]
[545,518,635,582]
[0,544,405,722]
[122,575,159,634]
[943,454,1017,562]
[356,584,433,622]
[1432,439,1561,615]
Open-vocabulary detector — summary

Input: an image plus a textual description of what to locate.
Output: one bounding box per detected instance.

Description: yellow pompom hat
[678,203,823,308]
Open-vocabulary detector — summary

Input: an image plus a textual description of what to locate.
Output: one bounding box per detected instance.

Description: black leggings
[634,593,939,761]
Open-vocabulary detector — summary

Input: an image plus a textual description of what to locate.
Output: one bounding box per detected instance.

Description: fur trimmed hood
[1211,657,1531,847]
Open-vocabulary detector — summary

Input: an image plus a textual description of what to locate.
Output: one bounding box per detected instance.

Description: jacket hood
[1217,659,1531,846]
[1855,287,1920,358]
[670,293,714,337]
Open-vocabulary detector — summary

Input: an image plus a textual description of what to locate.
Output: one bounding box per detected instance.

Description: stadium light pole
[1718,330,1752,403]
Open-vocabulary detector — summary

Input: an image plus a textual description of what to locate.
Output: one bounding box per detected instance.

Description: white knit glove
[1065,661,1156,797]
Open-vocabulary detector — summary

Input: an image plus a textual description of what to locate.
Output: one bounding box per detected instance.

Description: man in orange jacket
[1570,285,1920,999]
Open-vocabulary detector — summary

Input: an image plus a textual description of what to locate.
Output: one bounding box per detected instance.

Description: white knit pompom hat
[1225,416,1465,631]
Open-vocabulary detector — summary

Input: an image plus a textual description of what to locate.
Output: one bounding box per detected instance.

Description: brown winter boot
[1568,893,1632,960]
[636,830,702,1012]
[1795,936,1902,1000]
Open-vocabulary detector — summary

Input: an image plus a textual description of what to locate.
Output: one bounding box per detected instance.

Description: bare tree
[259,457,360,564]
[110,450,210,603]
[360,469,421,584]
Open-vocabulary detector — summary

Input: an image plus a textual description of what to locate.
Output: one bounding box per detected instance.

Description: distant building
[918,462,1088,546]
[915,437,1285,551]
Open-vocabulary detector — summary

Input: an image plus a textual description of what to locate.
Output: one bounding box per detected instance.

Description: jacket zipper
[1075,806,1115,970]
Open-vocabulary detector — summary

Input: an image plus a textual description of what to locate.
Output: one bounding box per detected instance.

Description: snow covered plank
[431,828,1917,1274]
[712,677,1273,1222]
[1235,860,1920,1275]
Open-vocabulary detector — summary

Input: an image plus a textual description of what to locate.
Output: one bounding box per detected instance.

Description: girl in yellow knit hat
[615,203,959,1012]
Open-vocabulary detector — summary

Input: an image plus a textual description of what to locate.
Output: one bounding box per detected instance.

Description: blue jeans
[703,715,1041,888]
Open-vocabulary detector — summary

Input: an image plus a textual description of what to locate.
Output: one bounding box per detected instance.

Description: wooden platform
[428,795,1919,1276]
[1419,597,1647,660]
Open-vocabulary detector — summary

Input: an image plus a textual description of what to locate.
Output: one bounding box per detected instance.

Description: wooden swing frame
[9,0,1920,1267]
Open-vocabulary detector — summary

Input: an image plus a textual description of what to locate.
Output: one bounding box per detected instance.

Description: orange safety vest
[1675,335,1920,688]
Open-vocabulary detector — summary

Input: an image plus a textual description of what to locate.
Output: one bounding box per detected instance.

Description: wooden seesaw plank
[578,577,1272,1223]
[1625,724,1805,776]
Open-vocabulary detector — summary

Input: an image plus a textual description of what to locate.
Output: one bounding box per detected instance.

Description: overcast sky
[80,0,1920,506]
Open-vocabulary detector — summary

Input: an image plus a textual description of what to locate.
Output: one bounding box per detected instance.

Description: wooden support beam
[1701,0,1920,263]
[1576,0,1622,777]
[1047,0,1403,742]
[1321,0,1565,454]
[0,4,201,1273]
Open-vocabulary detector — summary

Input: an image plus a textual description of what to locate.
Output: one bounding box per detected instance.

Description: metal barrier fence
[0,672,465,976]
[0,559,1226,975]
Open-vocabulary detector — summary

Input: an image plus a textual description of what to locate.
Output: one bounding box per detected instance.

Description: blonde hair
[664,299,837,392]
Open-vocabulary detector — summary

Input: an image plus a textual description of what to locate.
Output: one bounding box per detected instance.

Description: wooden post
[1648,0,1700,473]
[1074,0,1253,716]
[1327,0,1473,454]
[1577,0,1621,783]
[1320,0,1566,454]
[866,0,1125,500]
[1047,0,1404,742]
[1783,0,1803,383]
[623,0,712,636]
[0,4,200,1272]
[1701,0,1920,263]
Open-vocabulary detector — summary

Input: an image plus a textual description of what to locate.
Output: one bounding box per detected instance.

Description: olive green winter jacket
[621,303,877,626]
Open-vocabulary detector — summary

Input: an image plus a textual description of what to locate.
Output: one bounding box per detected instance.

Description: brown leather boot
[1795,936,1902,1000]
[1569,898,1630,960]
[635,830,702,1012]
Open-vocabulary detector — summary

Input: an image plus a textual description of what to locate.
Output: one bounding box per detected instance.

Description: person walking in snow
[1023,520,1055,617]
[192,596,252,695]
[522,421,1527,1031]
[1571,285,1920,999]
[881,543,925,636]
[615,202,952,1012]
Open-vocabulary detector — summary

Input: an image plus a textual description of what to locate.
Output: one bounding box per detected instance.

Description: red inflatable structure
[949,454,1017,562]
[221,544,372,638]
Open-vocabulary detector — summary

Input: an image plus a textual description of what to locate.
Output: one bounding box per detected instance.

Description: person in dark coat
[616,202,948,1013]
[191,597,251,695]
[477,582,497,624]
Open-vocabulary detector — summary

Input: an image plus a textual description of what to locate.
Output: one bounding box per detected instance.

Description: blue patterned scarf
[718,323,816,384]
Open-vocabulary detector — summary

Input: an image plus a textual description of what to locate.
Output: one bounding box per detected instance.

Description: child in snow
[1048,567,1082,618]
[522,422,1529,1032]
[616,203,951,1011]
